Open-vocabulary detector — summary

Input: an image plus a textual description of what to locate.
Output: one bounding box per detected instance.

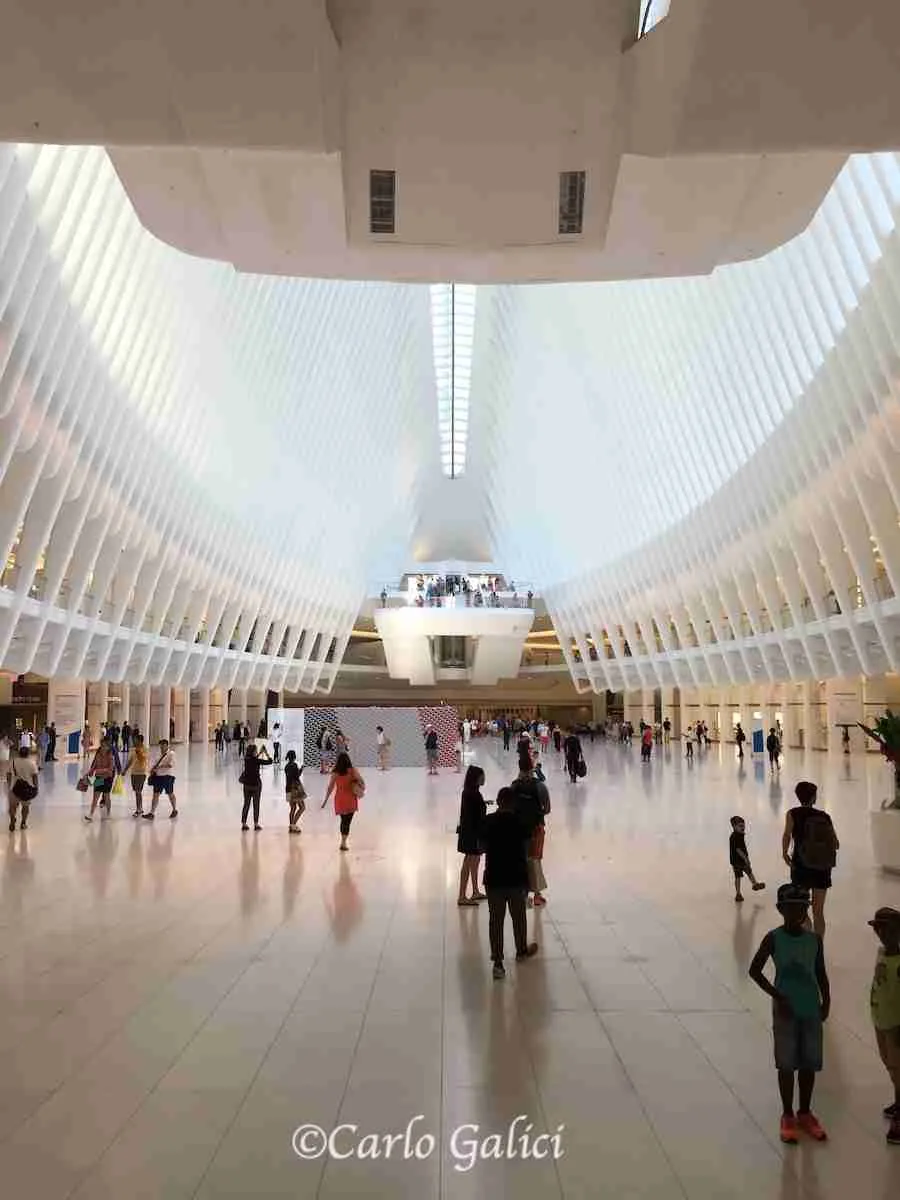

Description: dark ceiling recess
[558,171,586,235]
[370,170,396,234]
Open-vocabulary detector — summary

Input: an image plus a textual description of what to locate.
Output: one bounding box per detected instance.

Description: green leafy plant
[858,710,900,809]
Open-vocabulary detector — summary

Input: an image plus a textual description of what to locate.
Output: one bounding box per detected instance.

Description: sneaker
[20,822,27,831]
[254,824,262,831]
[888,1119,900,1145]
[734,894,744,902]
[516,943,539,961]
[142,812,155,820]
[457,898,478,907]
[83,814,93,823]
[752,882,766,891]
[780,1115,799,1144]
[8,820,15,832]
[492,963,506,980]
[797,1112,828,1141]
[169,809,178,819]
[132,810,142,818]
[241,824,249,831]
[472,892,486,901]
[885,1103,899,1119]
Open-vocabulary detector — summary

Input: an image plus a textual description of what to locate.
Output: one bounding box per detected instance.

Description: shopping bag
[111,775,125,796]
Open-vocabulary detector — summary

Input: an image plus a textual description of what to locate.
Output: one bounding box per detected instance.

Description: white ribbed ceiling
[4,143,900,691]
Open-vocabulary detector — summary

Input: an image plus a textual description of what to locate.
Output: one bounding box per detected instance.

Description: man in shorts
[144,739,178,819]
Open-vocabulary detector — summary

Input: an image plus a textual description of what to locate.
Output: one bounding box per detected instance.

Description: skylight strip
[430,282,477,478]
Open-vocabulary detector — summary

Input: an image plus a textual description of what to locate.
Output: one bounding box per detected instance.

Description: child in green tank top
[749,883,830,1146]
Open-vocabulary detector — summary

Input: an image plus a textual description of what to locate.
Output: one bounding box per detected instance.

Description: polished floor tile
[1,737,899,1197]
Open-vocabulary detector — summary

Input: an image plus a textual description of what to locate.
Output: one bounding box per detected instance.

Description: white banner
[268,708,305,760]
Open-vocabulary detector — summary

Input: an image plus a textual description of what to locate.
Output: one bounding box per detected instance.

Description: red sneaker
[780,1115,799,1144]
[797,1112,828,1141]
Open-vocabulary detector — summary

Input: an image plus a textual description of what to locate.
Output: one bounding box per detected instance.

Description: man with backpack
[783,781,839,938]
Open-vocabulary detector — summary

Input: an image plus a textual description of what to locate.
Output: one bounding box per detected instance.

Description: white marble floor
[1,737,899,1199]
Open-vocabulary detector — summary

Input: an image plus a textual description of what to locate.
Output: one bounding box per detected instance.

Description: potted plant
[859,711,900,873]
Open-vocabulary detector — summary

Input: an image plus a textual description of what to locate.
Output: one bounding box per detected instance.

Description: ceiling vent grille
[370,170,396,234]
[558,171,586,235]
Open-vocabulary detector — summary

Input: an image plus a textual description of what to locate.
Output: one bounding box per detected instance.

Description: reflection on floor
[1,738,899,1198]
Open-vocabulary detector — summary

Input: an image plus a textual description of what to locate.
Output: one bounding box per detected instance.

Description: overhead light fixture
[430,283,476,479]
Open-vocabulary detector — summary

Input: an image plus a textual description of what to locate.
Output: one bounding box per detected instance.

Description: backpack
[798,810,837,871]
[511,778,544,835]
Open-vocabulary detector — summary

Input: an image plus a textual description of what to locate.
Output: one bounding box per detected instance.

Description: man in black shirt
[481,787,538,979]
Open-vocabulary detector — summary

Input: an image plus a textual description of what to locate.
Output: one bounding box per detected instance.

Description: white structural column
[130,684,151,740]
[172,687,189,743]
[190,689,210,743]
[86,681,109,733]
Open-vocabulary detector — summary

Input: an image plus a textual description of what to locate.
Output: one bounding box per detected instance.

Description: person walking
[457,765,487,906]
[36,726,50,768]
[375,725,391,770]
[511,753,550,907]
[640,724,653,763]
[144,739,178,820]
[563,728,583,783]
[240,744,264,831]
[782,781,838,938]
[121,720,131,752]
[735,723,747,760]
[123,733,149,817]
[83,735,118,822]
[767,727,781,773]
[47,721,58,761]
[284,750,306,833]
[424,725,439,775]
[8,744,38,831]
[481,787,539,979]
[322,751,365,851]
[272,721,282,765]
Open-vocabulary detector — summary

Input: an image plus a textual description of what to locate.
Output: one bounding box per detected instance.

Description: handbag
[12,777,37,802]
[76,776,90,792]
[575,758,587,778]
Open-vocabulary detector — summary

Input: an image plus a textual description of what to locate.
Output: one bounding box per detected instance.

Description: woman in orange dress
[322,751,365,851]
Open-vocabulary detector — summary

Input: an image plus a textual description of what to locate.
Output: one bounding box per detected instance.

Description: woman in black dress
[782,780,839,938]
[457,765,487,906]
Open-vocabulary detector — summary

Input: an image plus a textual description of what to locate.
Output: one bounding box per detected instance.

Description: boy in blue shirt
[749,883,830,1144]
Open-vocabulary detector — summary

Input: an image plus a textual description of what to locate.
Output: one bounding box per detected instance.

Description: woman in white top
[144,739,178,819]
[375,725,390,771]
[9,745,38,831]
